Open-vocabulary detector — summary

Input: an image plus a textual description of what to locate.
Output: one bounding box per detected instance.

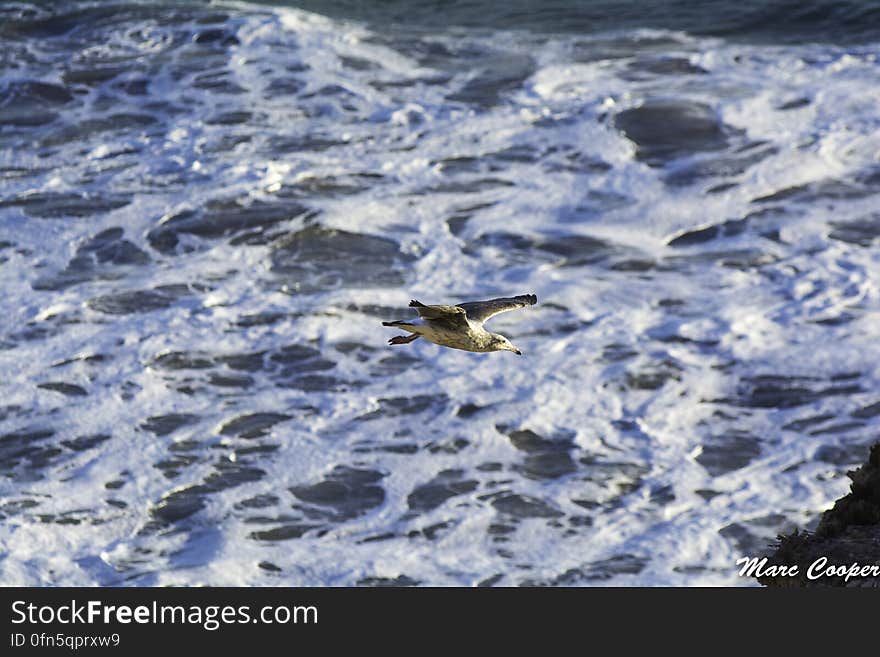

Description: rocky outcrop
[757,442,880,587]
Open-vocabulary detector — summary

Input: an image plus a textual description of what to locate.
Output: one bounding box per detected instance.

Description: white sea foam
[0,3,878,586]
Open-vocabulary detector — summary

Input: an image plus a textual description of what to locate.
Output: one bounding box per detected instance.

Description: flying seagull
[382,294,537,355]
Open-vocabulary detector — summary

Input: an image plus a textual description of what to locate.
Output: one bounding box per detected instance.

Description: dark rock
[757,442,880,587]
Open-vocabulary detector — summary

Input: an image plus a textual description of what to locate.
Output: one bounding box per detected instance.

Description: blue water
[261,0,880,43]
[1,0,878,586]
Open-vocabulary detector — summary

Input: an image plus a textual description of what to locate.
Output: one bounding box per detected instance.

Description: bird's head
[490,334,522,355]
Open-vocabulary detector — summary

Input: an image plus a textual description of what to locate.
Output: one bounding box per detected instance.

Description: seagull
[382,294,537,355]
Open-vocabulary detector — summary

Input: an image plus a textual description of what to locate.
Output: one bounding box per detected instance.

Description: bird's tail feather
[389,334,419,345]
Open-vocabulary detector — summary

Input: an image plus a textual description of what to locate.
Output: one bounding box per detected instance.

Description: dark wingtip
[524,293,537,305]
[409,299,423,307]
[515,349,522,355]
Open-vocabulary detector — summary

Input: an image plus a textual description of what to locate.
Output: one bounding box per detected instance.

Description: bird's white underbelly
[411,322,491,352]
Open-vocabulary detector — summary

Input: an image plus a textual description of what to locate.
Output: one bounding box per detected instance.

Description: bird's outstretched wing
[409,299,469,327]
[457,294,537,325]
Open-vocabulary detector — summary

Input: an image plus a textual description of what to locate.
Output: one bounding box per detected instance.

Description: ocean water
[1,0,879,586]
